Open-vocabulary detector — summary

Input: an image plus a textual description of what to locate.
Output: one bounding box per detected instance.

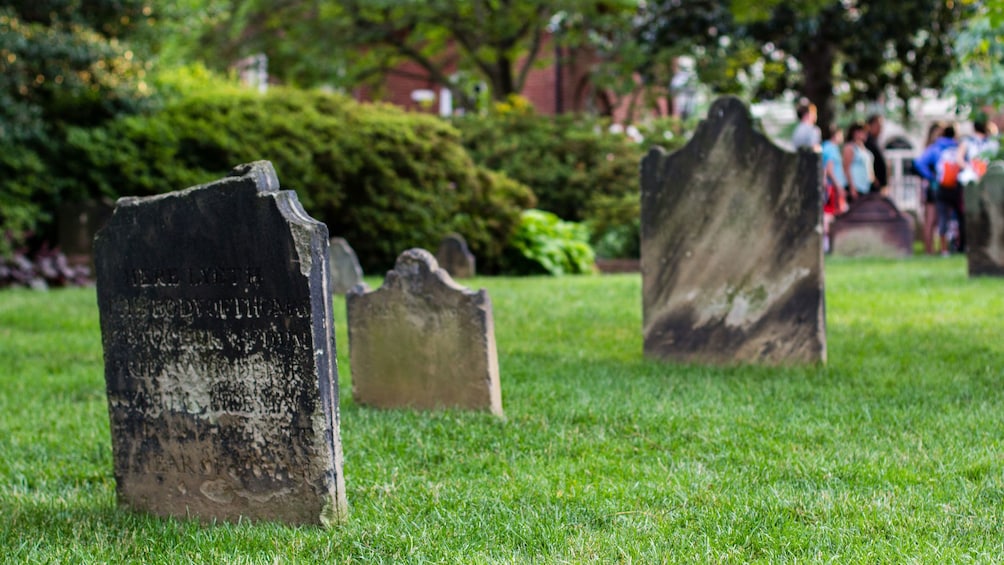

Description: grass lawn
[1,255,1003,563]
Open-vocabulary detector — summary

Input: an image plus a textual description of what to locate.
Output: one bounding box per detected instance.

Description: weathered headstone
[329,237,364,294]
[94,161,347,526]
[346,249,502,415]
[57,198,114,269]
[965,162,1004,276]
[435,233,476,279]
[830,194,914,258]
[640,96,826,365]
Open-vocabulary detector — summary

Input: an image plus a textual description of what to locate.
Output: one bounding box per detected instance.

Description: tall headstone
[965,163,1004,276]
[94,161,347,526]
[830,194,913,257]
[435,233,476,279]
[329,237,364,294]
[640,96,826,365]
[346,249,502,416]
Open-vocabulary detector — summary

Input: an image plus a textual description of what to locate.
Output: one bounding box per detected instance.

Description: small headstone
[94,161,347,526]
[435,233,476,278]
[965,163,1004,276]
[346,249,502,415]
[640,96,826,365]
[830,194,913,257]
[57,198,114,269]
[329,237,363,294]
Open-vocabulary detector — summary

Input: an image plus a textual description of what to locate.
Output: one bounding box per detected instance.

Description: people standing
[952,120,999,250]
[864,114,888,194]
[914,124,965,255]
[792,98,821,151]
[963,120,1000,178]
[820,124,847,252]
[919,122,944,255]
[842,122,875,202]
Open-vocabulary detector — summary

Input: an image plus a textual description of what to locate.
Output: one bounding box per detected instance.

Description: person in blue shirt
[842,122,874,201]
[914,124,964,255]
[820,124,847,252]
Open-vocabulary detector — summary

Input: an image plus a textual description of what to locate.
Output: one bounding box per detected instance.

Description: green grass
[2,255,1004,563]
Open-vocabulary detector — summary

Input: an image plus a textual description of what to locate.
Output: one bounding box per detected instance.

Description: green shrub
[64,82,535,273]
[454,111,687,259]
[586,192,641,259]
[454,111,642,223]
[0,146,49,256]
[504,209,595,276]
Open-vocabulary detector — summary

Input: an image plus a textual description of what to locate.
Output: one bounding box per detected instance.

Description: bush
[454,109,688,259]
[0,146,50,257]
[0,243,91,289]
[454,110,643,223]
[504,210,595,276]
[64,80,534,273]
[586,192,641,259]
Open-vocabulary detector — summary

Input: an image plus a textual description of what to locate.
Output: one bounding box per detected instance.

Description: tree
[945,3,1004,117]
[0,1,156,142]
[641,0,973,134]
[0,1,155,254]
[193,0,643,106]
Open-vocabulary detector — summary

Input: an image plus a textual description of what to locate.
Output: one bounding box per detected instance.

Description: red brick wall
[356,34,667,123]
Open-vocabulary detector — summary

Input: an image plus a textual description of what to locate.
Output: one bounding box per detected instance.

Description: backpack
[971,157,989,178]
[936,146,962,189]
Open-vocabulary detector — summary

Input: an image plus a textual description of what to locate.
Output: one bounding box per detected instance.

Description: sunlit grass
[2,255,1003,562]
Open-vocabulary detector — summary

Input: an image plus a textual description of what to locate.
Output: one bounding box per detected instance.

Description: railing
[885,148,923,217]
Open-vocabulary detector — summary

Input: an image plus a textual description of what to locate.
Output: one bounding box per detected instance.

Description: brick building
[353,33,670,123]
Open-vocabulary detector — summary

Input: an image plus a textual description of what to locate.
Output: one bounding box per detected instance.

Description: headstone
[57,198,114,269]
[965,162,1004,276]
[640,96,826,365]
[830,194,914,257]
[346,249,502,415]
[435,233,476,279]
[329,237,363,294]
[94,161,347,526]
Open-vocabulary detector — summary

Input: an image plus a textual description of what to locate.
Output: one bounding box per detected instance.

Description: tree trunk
[490,55,517,100]
[798,39,837,138]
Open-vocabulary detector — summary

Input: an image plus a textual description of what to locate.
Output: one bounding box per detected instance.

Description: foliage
[0,1,156,256]
[504,209,595,275]
[63,83,534,273]
[455,110,685,258]
[193,0,643,106]
[639,0,973,134]
[5,258,1004,561]
[945,9,1004,116]
[585,192,641,259]
[0,1,155,140]
[453,110,643,222]
[0,244,90,289]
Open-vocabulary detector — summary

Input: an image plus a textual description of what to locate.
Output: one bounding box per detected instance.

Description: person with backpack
[914,124,966,255]
[961,120,1000,183]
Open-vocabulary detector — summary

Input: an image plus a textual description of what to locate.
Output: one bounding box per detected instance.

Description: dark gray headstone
[346,249,502,415]
[94,161,347,526]
[965,163,1004,276]
[435,233,476,279]
[329,237,363,294]
[640,96,826,365]
[830,194,913,257]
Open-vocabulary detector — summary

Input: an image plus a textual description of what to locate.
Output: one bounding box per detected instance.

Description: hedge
[453,107,687,258]
[63,87,535,273]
